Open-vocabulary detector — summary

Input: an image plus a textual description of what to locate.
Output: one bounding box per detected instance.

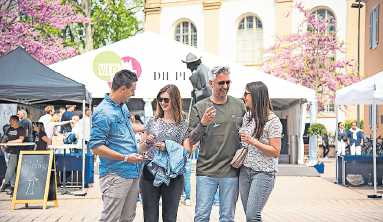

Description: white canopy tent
[335,71,383,197]
[50,32,316,164]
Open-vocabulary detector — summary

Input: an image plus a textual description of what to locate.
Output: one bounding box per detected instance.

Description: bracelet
[123,155,129,162]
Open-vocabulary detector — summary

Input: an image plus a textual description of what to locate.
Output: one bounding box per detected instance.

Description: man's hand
[200,106,216,126]
[125,153,144,163]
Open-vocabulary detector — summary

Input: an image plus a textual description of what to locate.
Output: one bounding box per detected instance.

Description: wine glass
[239,127,251,148]
[209,106,220,128]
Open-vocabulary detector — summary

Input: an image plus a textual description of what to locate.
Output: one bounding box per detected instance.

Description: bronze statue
[182,53,211,104]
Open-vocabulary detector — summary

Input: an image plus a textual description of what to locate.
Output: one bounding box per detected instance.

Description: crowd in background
[0,105,92,196]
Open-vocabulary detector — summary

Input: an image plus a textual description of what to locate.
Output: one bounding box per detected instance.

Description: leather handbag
[230,147,248,168]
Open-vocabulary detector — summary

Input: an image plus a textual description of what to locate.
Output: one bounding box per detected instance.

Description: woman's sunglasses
[158,97,170,103]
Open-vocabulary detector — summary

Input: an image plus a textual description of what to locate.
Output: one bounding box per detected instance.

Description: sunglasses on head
[217,80,231,86]
[158,97,170,103]
[212,66,230,75]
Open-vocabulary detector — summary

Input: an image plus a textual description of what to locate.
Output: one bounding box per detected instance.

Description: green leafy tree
[307,123,327,137]
[91,0,143,49]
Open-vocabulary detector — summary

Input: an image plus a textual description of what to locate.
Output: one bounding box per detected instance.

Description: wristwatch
[123,155,129,162]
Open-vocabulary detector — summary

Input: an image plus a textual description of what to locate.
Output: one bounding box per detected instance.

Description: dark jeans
[323,145,329,158]
[140,168,184,222]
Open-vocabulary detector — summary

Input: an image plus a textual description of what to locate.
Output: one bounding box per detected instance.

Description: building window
[370,5,380,49]
[236,15,263,65]
[309,8,336,33]
[323,103,335,113]
[175,21,197,48]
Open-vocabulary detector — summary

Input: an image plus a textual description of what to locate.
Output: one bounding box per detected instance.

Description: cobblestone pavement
[1,159,383,222]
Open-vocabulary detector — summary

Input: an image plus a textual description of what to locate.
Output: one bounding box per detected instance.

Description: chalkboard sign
[11,150,58,209]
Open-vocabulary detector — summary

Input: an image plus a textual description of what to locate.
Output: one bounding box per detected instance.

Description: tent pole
[368,102,381,199]
[82,100,86,191]
[335,105,339,184]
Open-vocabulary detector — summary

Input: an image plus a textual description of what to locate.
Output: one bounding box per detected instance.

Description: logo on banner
[93,51,142,88]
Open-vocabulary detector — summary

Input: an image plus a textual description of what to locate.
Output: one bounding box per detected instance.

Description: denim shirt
[89,95,140,179]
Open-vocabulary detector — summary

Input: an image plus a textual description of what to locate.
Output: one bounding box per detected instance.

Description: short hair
[44,105,54,114]
[10,115,19,122]
[112,69,138,91]
[18,109,28,118]
[208,66,230,80]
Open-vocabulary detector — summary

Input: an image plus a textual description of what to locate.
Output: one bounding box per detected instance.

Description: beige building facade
[144,0,382,137]
[362,0,383,137]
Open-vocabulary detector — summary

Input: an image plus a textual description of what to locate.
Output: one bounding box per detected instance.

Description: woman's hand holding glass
[144,134,155,146]
[239,127,257,147]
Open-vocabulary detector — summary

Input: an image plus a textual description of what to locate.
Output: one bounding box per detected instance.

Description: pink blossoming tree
[0,0,88,64]
[263,3,359,111]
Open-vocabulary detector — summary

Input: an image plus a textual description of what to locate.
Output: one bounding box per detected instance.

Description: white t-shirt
[38,114,52,128]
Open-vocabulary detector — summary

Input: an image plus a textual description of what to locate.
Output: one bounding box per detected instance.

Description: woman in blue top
[139,84,191,222]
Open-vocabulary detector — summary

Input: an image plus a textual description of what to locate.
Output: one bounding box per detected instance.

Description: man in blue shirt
[89,69,143,222]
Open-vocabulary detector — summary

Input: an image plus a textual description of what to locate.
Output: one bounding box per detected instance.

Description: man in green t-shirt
[189,66,246,222]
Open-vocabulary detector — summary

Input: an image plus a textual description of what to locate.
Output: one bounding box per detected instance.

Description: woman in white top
[45,113,72,139]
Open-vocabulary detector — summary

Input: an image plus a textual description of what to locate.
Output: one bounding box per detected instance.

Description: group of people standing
[0,109,48,195]
[90,66,282,222]
[0,104,92,196]
[337,121,364,156]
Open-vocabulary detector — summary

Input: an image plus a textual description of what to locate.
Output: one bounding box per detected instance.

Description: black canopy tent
[0,47,91,105]
[0,47,91,193]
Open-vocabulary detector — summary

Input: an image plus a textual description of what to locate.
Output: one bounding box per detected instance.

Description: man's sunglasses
[158,97,170,103]
[217,80,231,86]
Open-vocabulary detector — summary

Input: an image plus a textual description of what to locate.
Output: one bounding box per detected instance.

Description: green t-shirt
[189,96,246,177]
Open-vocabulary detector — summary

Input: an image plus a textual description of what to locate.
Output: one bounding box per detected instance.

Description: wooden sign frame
[11,150,58,209]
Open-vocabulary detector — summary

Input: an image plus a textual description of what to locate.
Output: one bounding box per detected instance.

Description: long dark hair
[33,122,46,133]
[155,84,183,123]
[246,81,273,139]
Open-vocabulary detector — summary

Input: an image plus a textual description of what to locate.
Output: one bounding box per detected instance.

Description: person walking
[322,133,330,159]
[88,69,144,222]
[239,81,282,222]
[188,66,246,222]
[139,84,191,222]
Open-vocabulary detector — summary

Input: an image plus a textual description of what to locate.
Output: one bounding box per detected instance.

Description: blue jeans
[194,176,238,222]
[239,167,275,222]
[4,154,17,186]
[183,159,192,200]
